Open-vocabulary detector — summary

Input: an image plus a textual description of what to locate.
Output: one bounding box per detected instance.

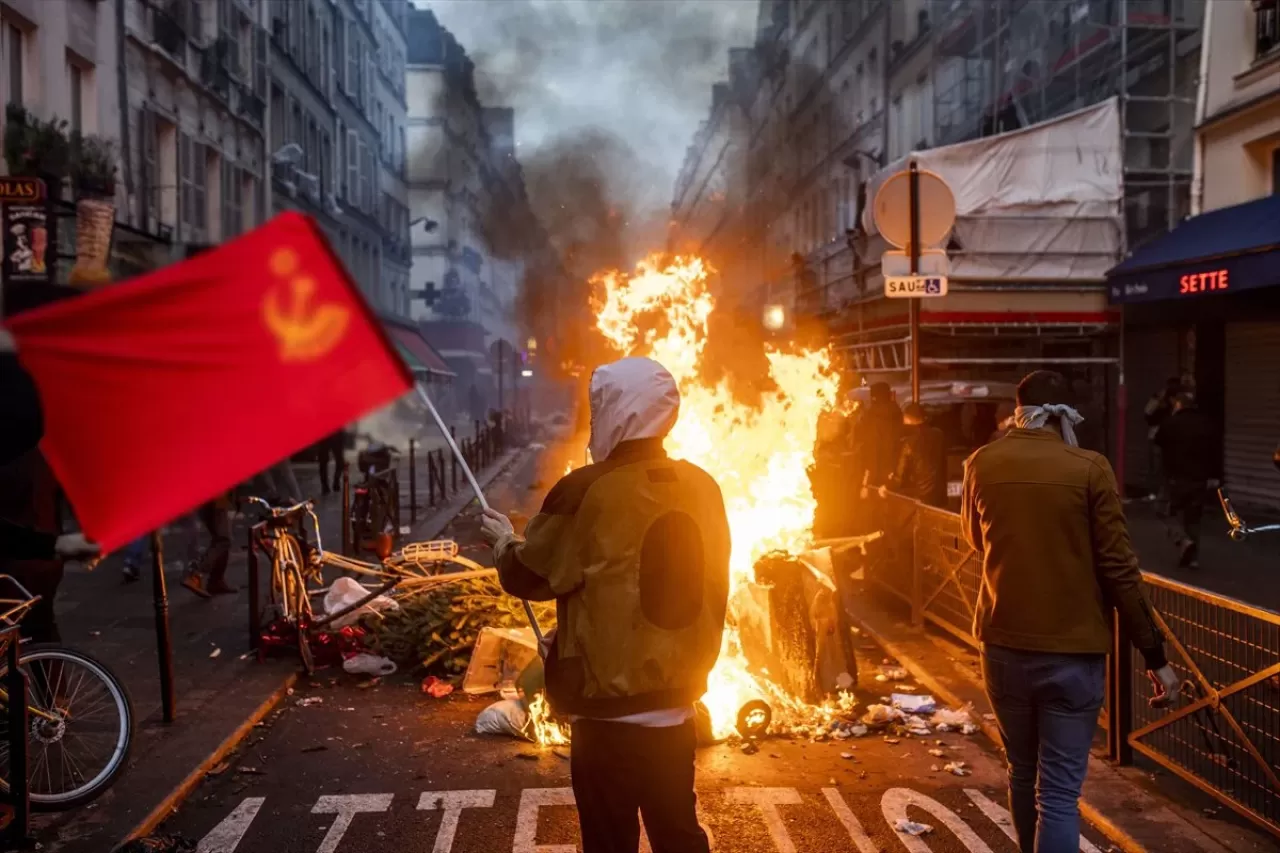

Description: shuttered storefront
[1223,323,1280,510]
[1124,325,1181,492]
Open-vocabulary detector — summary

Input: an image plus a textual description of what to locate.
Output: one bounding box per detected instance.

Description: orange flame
[592,255,845,738]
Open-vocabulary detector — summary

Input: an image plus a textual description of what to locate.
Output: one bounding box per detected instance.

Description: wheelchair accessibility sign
[884,275,948,298]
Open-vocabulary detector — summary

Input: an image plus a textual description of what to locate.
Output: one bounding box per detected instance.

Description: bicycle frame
[0,576,69,724]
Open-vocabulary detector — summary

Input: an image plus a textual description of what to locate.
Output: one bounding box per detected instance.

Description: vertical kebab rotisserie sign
[1,177,55,288]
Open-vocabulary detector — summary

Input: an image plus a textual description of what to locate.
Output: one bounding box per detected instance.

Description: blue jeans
[122,536,149,568]
[981,644,1105,853]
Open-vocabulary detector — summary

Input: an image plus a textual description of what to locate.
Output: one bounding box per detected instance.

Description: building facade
[673,0,1204,471]
[1107,0,1280,507]
[373,0,411,319]
[405,8,553,415]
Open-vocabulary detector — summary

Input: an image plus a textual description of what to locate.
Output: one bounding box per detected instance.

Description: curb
[853,618,1148,853]
[410,447,533,542]
[115,671,299,850]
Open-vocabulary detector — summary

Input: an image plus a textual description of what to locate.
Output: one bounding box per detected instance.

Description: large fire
[592,255,845,739]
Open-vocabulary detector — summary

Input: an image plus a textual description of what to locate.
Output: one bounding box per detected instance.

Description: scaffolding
[932,0,1203,250]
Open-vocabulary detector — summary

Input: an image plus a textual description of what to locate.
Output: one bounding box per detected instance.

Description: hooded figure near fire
[481,355,730,853]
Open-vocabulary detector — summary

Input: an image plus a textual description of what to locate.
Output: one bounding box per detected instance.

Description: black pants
[190,501,231,584]
[1167,479,1206,563]
[570,719,709,853]
[317,435,344,493]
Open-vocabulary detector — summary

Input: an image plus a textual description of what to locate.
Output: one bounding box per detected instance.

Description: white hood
[588,357,680,463]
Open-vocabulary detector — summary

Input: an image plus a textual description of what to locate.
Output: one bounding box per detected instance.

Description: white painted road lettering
[724,787,803,853]
[821,788,879,853]
[882,787,996,853]
[964,788,1101,853]
[311,793,394,853]
[418,789,497,853]
[195,797,264,853]
[196,786,1107,852]
[514,787,576,853]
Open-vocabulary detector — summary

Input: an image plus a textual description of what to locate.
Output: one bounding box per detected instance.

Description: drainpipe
[117,0,134,212]
[1191,0,1215,216]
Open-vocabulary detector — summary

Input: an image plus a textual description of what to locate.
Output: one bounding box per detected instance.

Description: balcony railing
[1259,1,1280,59]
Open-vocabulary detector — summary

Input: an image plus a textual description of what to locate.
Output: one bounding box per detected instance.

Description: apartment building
[373,0,411,319]
[122,0,269,252]
[1106,0,1280,506]
[405,7,553,413]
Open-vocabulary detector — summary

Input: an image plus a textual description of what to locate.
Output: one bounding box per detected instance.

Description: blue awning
[1107,194,1280,304]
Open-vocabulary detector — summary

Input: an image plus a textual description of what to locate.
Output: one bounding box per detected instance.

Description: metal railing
[864,492,1280,837]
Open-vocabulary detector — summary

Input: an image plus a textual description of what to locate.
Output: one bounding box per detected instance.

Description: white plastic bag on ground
[323,577,399,629]
[343,654,397,677]
[475,699,529,738]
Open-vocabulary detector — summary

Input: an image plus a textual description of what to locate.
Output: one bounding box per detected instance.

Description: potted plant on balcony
[67,131,119,287]
[3,103,71,182]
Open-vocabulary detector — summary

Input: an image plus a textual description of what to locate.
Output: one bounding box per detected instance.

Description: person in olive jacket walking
[961,370,1178,853]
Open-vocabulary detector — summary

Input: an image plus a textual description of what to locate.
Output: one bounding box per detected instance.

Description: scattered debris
[943,761,971,777]
[344,653,397,677]
[302,745,329,754]
[883,737,901,745]
[421,676,454,698]
[892,692,937,714]
[236,766,265,775]
[741,742,760,756]
[89,630,101,638]
[892,683,917,692]
[209,647,221,659]
[931,707,975,732]
[928,748,947,758]
[553,749,570,761]
[840,752,854,760]
[475,699,529,738]
[295,696,323,707]
[905,719,932,737]
[516,752,540,761]
[206,761,230,776]
[118,836,196,853]
[894,819,934,837]
[875,664,909,682]
[861,704,905,728]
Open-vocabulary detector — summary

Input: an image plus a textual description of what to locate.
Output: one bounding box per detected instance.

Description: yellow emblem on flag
[262,248,351,361]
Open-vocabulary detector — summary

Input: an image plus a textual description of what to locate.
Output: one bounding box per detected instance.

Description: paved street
[155,443,1110,853]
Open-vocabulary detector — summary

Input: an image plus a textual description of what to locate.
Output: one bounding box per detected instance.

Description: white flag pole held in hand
[413,384,546,652]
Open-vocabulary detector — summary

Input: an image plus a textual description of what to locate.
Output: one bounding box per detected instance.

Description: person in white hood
[481,356,730,853]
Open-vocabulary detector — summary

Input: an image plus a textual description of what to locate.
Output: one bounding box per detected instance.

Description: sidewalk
[1126,502,1280,611]
[847,592,1280,852]
[32,443,518,852]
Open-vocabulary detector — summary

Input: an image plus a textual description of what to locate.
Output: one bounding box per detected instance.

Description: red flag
[6,212,413,550]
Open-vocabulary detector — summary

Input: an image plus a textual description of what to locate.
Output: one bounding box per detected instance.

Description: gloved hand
[480,508,515,547]
[877,485,889,499]
[54,532,101,561]
[1148,664,1181,709]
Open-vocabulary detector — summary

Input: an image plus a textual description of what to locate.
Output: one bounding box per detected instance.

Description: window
[179,133,207,235]
[69,63,84,133]
[139,109,158,224]
[5,23,25,105]
[347,22,360,97]
[347,130,358,204]
[221,161,243,239]
[334,19,346,93]
[321,133,331,195]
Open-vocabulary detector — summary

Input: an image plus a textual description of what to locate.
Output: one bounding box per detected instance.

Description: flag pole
[414,384,545,648]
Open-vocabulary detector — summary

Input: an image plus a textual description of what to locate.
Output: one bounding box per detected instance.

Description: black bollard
[151,529,177,723]
[409,439,417,521]
[5,630,29,843]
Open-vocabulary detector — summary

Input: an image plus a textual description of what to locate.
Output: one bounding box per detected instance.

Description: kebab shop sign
[1179,267,1229,296]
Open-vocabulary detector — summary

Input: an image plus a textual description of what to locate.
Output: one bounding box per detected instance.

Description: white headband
[1015,404,1084,447]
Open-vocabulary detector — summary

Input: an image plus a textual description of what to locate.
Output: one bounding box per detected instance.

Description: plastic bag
[475,699,529,738]
[343,653,397,677]
[323,577,399,629]
[462,627,540,695]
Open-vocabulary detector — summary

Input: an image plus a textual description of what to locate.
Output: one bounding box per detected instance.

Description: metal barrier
[864,491,1280,838]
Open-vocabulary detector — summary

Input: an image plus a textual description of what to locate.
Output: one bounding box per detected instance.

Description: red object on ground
[421,676,454,698]
[6,212,413,551]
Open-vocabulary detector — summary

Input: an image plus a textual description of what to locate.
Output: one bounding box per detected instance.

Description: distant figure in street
[121,535,148,582]
[1143,377,1183,501]
[883,403,947,507]
[181,493,235,598]
[1155,392,1215,569]
[858,382,903,492]
[316,430,346,495]
[468,384,484,424]
[480,357,729,853]
[961,369,1178,852]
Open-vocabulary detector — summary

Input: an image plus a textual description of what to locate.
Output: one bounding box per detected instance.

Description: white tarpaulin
[863,98,1123,282]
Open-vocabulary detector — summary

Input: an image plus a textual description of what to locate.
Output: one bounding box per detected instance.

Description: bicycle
[0,575,133,811]
[249,497,493,674]
[1217,488,1280,541]
[350,447,400,560]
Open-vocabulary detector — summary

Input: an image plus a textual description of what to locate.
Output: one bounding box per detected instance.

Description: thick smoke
[425,0,757,378]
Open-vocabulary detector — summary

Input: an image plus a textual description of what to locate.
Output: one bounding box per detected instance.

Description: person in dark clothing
[858,383,903,491]
[0,449,67,642]
[0,336,99,562]
[316,430,346,494]
[884,403,947,507]
[1143,377,1183,501]
[181,494,235,598]
[1155,392,1215,569]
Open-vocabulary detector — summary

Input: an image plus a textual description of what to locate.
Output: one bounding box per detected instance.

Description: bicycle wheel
[0,644,133,810]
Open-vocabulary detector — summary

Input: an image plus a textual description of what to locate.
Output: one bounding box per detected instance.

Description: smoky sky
[419,0,758,258]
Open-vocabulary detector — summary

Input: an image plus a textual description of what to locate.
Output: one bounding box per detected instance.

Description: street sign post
[872,163,957,403]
